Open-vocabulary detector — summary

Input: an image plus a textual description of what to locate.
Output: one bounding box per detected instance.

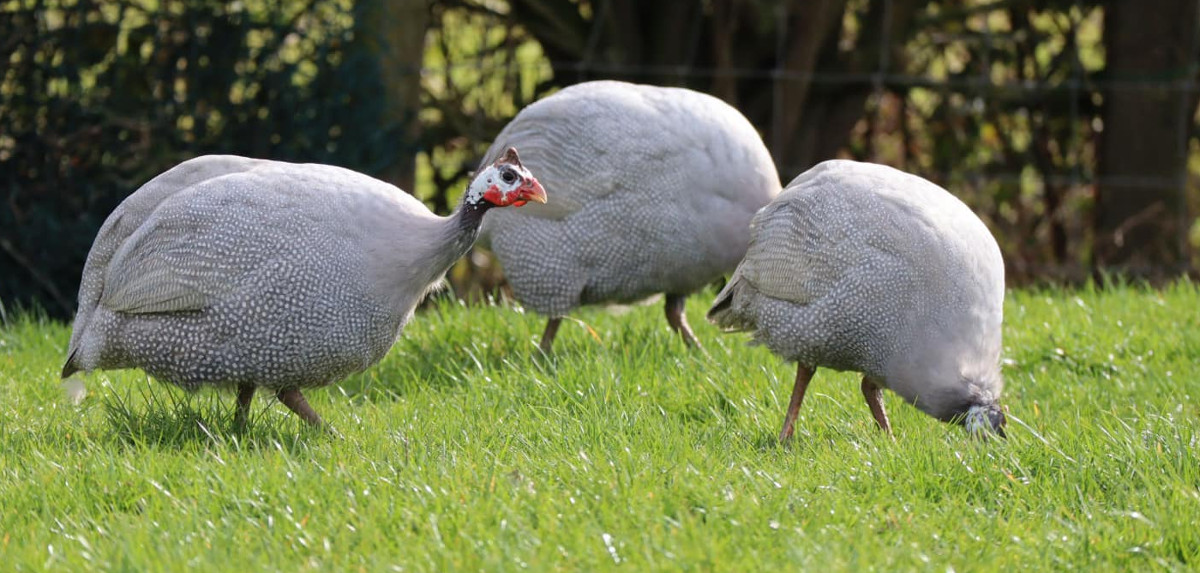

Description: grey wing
[66,157,266,353]
[735,196,847,306]
[708,197,839,330]
[98,195,243,314]
[79,156,265,298]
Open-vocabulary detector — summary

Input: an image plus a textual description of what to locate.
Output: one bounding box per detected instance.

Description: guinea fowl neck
[430,199,493,275]
[453,199,493,238]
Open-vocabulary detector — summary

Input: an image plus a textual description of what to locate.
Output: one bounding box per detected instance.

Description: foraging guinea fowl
[479,80,780,352]
[61,149,546,427]
[707,160,1007,440]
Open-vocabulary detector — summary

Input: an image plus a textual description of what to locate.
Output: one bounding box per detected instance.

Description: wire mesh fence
[418,0,1200,284]
[2,0,1199,315]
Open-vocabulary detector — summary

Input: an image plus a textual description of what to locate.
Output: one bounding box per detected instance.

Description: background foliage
[3,0,1200,317]
[0,0,404,315]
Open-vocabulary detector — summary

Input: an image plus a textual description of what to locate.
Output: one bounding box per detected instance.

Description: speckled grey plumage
[479,81,780,319]
[63,154,540,415]
[708,160,1006,425]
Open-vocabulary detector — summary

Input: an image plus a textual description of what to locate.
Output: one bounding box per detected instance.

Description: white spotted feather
[63,155,527,396]
[479,80,781,318]
[709,160,1006,424]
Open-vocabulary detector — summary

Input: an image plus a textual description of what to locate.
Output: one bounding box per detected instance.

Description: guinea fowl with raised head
[61,148,546,427]
[479,80,780,352]
[708,160,1008,440]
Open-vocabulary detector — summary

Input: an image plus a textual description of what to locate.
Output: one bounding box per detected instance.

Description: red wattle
[482,185,505,205]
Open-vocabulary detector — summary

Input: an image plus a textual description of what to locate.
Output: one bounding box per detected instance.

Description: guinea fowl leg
[861,377,892,434]
[664,294,701,348]
[277,388,324,426]
[779,364,815,442]
[234,383,256,429]
[539,318,563,353]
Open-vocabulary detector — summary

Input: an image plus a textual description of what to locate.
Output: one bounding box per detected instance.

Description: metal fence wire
[419,0,1200,283]
[2,0,1199,316]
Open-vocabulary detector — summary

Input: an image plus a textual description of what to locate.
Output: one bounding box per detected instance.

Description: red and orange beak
[512,177,547,207]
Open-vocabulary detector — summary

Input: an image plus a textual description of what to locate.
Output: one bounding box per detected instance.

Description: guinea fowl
[61,149,546,427]
[479,80,780,352]
[708,160,1007,440]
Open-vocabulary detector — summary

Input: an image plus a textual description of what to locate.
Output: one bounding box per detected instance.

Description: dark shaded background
[3,0,1199,318]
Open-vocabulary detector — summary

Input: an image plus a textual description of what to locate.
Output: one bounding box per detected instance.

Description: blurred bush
[4,0,1198,318]
[0,0,407,316]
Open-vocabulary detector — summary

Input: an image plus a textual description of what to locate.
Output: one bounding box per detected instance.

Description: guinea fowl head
[894,351,1007,439]
[940,373,1007,439]
[465,147,547,209]
[964,403,1007,438]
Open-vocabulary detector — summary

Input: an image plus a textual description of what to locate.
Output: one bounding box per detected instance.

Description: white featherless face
[465,147,547,208]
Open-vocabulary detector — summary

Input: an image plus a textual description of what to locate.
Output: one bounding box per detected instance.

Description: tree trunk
[505,0,926,178]
[777,0,925,175]
[1095,0,1199,276]
[774,0,847,157]
[355,0,431,192]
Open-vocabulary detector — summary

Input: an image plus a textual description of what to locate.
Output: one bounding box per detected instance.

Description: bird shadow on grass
[336,334,564,405]
[101,382,322,452]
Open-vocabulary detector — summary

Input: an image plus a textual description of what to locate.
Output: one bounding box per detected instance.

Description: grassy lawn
[1,284,1197,571]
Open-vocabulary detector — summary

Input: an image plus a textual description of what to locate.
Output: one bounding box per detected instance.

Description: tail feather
[706,274,752,332]
[706,288,735,324]
[61,347,80,379]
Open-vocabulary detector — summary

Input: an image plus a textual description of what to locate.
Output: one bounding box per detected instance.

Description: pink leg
[234,383,255,429]
[861,377,892,435]
[277,388,324,427]
[779,364,815,442]
[665,294,702,348]
[539,317,562,353]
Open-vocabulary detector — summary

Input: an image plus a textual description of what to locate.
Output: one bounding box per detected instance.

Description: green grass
[1,284,1198,571]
